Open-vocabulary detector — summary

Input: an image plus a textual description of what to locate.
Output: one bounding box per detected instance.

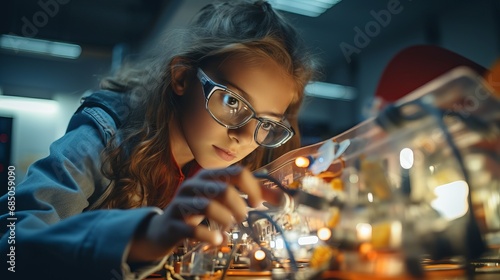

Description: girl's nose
[227,119,257,146]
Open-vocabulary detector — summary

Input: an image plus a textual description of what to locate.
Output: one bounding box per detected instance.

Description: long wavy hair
[95,0,317,209]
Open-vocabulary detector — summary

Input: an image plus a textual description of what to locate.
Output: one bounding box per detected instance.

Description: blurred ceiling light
[269,0,342,17]
[305,81,356,100]
[0,95,59,114]
[0,34,81,59]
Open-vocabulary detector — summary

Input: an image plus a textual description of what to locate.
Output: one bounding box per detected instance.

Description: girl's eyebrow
[219,77,285,119]
[218,77,252,101]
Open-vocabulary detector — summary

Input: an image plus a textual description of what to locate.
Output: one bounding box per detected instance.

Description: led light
[271,1,323,16]
[0,34,81,59]
[349,174,359,184]
[359,242,372,254]
[317,227,332,241]
[254,250,266,261]
[232,233,239,239]
[367,192,374,203]
[0,96,59,114]
[356,223,372,241]
[295,156,311,168]
[305,81,356,100]
[269,0,342,17]
[298,235,319,246]
[399,148,414,169]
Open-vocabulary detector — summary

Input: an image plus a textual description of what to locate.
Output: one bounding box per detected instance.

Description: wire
[220,221,287,280]
[413,99,470,182]
[220,231,241,280]
[412,99,486,260]
[374,97,488,272]
[247,210,299,273]
[253,170,298,196]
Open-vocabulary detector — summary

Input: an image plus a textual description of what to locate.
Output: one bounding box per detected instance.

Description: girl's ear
[170,57,190,96]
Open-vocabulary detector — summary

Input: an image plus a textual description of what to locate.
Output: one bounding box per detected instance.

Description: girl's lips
[213,145,236,161]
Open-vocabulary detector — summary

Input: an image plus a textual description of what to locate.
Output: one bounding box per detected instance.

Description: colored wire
[247,210,299,272]
[253,171,298,196]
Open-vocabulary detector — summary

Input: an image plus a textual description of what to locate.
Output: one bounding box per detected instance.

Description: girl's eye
[222,94,240,110]
[261,121,275,131]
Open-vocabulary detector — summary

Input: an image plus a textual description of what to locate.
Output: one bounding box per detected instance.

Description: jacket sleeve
[0,106,165,280]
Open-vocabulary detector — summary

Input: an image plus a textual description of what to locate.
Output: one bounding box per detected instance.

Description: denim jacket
[0,90,165,280]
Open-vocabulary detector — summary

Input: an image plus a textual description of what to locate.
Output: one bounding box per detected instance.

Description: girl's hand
[127,165,282,263]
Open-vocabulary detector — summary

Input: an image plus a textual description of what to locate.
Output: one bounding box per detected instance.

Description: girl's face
[177,56,296,169]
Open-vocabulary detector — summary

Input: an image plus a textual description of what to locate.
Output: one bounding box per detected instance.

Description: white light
[367,192,373,203]
[270,240,276,248]
[349,174,359,184]
[254,250,266,261]
[297,236,319,246]
[0,34,81,59]
[0,96,59,114]
[305,81,356,100]
[390,221,402,248]
[356,223,372,241]
[317,227,332,241]
[399,148,414,169]
[269,0,342,17]
[232,233,239,239]
[430,180,469,220]
[292,0,333,9]
[272,1,323,16]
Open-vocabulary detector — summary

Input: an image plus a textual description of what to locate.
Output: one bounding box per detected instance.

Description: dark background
[1,0,499,180]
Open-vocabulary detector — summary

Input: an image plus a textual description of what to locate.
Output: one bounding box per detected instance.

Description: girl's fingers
[187,166,262,211]
[196,166,285,209]
[216,185,248,223]
[225,167,264,208]
[259,184,285,206]
[193,225,224,246]
[178,166,285,227]
[227,168,285,208]
[204,199,236,230]
[168,194,239,230]
[167,196,209,220]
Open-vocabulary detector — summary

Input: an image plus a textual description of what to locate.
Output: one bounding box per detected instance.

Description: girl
[0,0,316,279]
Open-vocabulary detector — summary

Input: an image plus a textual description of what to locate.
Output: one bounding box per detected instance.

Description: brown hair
[96,0,317,209]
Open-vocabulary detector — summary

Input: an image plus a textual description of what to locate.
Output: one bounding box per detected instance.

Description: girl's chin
[198,159,235,169]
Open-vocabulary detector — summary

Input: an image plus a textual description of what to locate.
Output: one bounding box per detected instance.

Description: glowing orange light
[254,249,266,261]
[359,242,373,255]
[295,156,310,168]
[220,246,231,254]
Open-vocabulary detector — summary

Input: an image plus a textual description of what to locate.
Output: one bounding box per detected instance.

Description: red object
[375,45,488,103]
